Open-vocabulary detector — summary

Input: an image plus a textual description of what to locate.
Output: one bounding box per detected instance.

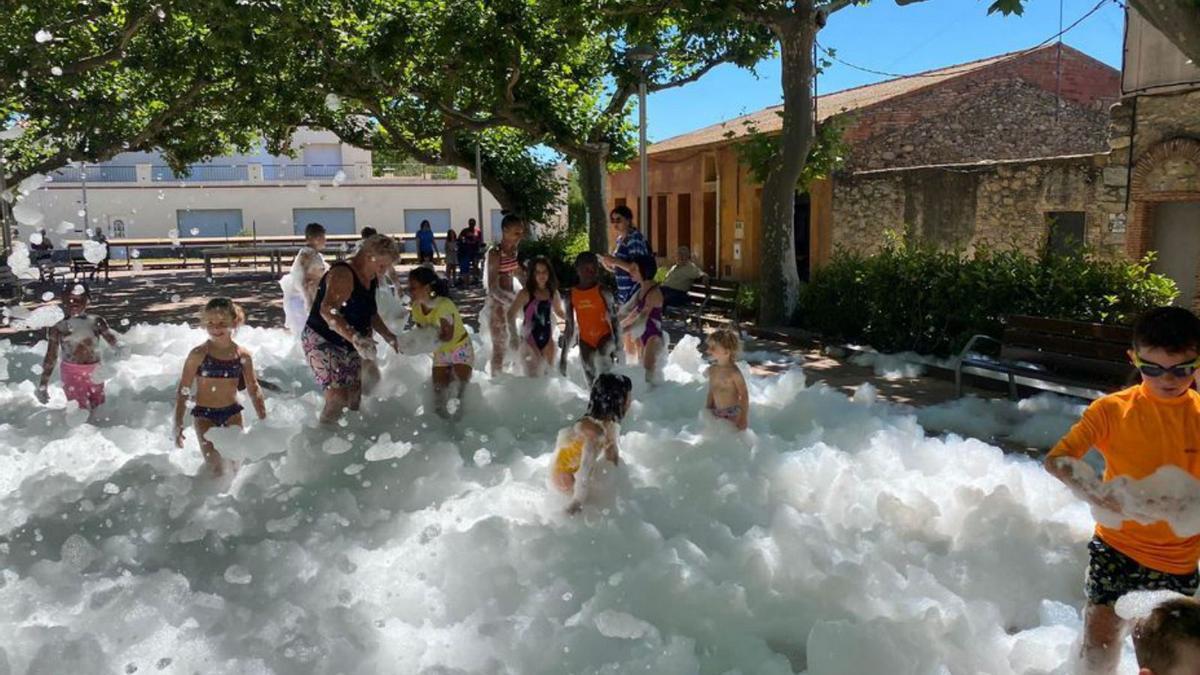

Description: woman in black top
[302,234,400,424]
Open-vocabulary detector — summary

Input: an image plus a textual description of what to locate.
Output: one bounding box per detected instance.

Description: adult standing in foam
[302,234,401,424]
[599,205,649,361]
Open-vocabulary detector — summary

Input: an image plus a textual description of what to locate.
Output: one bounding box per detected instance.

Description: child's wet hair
[575,251,599,269]
[304,222,326,239]
[202,297,245,327]
[525,255,559,295]
[707,328,741,355]
[1133,596,1200,672]
[410,265,451,299]
[1133,306,1200,354]
[500,213,525,232]
[587,373,633,422]
[634,255,657,281]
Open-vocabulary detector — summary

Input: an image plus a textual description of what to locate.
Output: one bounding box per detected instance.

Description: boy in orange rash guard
[561,252,621,385]
[1046,306,1200,675]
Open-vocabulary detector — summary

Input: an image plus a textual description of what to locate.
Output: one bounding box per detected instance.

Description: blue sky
[643,0,1126,143]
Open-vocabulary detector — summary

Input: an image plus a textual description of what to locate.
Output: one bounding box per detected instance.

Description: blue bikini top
[197,351,246,390]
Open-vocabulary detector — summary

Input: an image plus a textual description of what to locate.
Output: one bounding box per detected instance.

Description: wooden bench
[664,277,741,329]
[69,248,111,284]
[955,314,1134,399]
[0,266,20,301]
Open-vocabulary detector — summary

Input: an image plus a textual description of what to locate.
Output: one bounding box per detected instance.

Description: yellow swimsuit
[553,418,614,475]
[555,436,586,475]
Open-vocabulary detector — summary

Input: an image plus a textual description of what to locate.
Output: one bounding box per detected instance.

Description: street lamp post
[0,141,11,267]
[627,46,655,240]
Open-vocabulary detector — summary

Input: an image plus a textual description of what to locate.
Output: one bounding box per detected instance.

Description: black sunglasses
[1133,354,1200,379]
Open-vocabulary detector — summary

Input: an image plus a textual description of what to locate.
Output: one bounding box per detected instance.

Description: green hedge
[796,238,1178,357]
[518,227,591,287]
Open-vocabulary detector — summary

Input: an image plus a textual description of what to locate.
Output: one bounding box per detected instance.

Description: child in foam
[705,328,749,430]
[173,298,267,476]
[560,252,621,385]
[550,373,632,515]
[1045,307,1200,675]
[1133,595,1200,674]
[507,255,565,377]
[281,222,328,336]
[407,266,473,420]
[485,214,526,374]
[619,255,666,384]
[36,283,120,417]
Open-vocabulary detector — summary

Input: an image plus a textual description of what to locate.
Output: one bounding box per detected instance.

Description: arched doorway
[1127,138,1200,310]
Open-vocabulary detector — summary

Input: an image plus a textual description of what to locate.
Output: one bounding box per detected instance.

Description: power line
[815,0,1114,82]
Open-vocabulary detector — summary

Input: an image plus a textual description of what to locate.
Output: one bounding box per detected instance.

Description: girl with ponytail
[407,267,473,419]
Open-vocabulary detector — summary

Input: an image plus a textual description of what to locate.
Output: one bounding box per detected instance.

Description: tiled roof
[649,44,1058,155]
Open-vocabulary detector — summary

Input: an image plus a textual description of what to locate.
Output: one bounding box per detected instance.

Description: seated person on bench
[661,246,706,308]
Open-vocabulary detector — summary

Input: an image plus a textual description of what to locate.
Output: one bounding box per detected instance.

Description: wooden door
[677,194,692,252]
[702,191,717,275]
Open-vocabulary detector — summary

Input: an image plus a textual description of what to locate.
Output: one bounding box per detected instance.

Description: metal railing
[373,162,458,179]
[152,164,250,182]
[50,165,138,182]
[263,164,351,180]
[46,162,462,184]
[61,233,425,273]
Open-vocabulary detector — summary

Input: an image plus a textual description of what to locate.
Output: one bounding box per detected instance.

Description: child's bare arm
[240,349,267,419]
[37,325,61,395]
[567,422,604,513]
[604,290,621,355]
[95,317,120,348]
[552,291,566,321]
[559,292,575,375]
[174,350,203,447]
[705,366,717,409]
[735,369,750,430]
[506,290,527,323]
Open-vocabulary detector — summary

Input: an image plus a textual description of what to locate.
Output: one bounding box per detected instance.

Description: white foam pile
[0,324,1153,673]
[1053,456,1200,537]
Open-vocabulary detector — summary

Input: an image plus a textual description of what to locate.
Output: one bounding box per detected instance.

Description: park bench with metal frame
[955,314,1134,399]
[69,248,111,284]
[664,277,741,329]
[0,267,20,301]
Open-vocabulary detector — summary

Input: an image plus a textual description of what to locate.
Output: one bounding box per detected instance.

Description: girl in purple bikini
[173,298,267,476]
[620,255,666,384]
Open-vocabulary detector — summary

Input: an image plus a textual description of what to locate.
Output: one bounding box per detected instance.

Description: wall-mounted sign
[733,242,742,261]
[734,220,745,239]
[1108,213,1127,234]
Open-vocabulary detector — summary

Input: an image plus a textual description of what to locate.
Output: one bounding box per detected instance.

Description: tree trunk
[758,14,816,327]
[1129,0,1200,68]
[436,133,521,216]
[576,147,611,254]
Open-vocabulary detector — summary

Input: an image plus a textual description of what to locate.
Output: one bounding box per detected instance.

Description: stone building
[608,43,1120,282]
[1101,11,1200,308]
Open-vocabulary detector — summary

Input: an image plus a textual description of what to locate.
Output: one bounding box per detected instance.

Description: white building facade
[22,129,530,244]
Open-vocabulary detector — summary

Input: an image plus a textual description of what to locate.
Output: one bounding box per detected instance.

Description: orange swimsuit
[572,285,611,349]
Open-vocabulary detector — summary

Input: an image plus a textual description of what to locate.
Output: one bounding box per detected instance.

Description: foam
[0,322,1141,673]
